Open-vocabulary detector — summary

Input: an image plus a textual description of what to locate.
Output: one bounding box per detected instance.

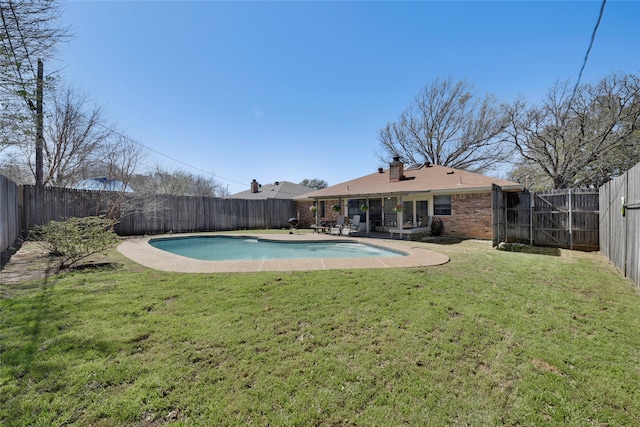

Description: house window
[434,195,451,216]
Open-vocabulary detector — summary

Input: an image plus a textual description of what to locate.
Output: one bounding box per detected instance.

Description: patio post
[315,199,318,225]
[398,196,404,232]
[365,198,370,236]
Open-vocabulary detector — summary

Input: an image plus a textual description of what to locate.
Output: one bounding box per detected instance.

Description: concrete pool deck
[118,232,450,273]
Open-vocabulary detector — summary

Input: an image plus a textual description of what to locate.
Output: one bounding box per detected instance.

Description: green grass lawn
[1,237,639,426]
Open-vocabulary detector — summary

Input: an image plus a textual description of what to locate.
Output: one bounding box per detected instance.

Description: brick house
[294,157,523,239]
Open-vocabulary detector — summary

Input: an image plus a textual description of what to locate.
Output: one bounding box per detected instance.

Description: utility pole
[35,59,44,187]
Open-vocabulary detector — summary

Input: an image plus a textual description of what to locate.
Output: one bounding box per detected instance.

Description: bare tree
[91,133,145,219]
[0,96,30,150]
[505,73,640,189]
[1,0,70,185]
[0,149,31,183]
[378,77,512,173]
[99,134,144,186]
[18,86,111,186]
[132,165,223,197]
[299,178,328,190]
[189,173,223,198]
[0,0,69,106]
[155,168,193,196]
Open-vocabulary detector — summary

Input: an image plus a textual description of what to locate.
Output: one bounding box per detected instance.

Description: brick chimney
[389,156,404,182]
[251,179,260,193]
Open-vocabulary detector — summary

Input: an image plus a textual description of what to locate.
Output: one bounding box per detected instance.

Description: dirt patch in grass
[531,358,565,376]
[0,240,61,287]
[419,235,464,244]
[1,240,123,293]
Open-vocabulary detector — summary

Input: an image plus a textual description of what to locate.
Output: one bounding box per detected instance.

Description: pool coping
[117,232,450,273]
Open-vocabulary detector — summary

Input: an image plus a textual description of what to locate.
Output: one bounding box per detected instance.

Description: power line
[15,90,250,190]
[568,0,607,108]
[92,120,250,189]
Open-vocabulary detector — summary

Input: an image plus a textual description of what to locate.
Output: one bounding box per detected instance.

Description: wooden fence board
[626,165,640,288]
[599,162,640,289]
[606,177,627,275]
[0,175,20,253]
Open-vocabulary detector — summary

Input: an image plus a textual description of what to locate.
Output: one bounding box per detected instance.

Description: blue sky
[59,1,640,195]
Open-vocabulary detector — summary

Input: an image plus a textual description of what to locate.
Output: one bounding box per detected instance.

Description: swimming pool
[149,235,406,261]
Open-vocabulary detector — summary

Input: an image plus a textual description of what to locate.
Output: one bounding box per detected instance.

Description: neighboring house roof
[295,163,523,200]
[229,181,313,200]
[73,177,134,193]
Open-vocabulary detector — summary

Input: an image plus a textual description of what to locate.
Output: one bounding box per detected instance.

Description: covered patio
[307,195,431,239]
[295,157,524,240]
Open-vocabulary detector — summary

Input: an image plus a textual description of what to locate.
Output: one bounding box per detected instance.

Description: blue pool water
[149,236,405,261]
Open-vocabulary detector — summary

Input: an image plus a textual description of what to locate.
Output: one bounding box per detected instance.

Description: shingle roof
[229,181,313,200]
[295,164,523,200]
[73,177,134,193]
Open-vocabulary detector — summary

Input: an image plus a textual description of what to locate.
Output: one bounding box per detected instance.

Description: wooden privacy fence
[115,195,295,235]
[533,189,599,251]
[21,185,110,233]
[0,175,20,254]
[19,185,296,236]
[493,186,600,251]
[599,162,640,290]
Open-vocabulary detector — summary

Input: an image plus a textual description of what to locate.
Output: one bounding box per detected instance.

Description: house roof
[229,181,313,200]
[295,164,523,200]
[73,177,134,193]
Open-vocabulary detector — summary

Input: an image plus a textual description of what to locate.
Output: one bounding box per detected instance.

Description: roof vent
[378,167,384,173]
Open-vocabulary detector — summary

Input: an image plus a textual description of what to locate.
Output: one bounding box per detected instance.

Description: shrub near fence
[19,185,297,237]
[0,175,20,254]
[600,162,640,289]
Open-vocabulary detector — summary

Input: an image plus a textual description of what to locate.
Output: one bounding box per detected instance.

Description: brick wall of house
[296,199,341,227]
[296,201,314,227]
[297,193,493,238]
[441,192,493,239]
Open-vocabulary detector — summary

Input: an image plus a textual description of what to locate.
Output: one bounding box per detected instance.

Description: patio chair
[341,216,361,236]
[330,215,345,235]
